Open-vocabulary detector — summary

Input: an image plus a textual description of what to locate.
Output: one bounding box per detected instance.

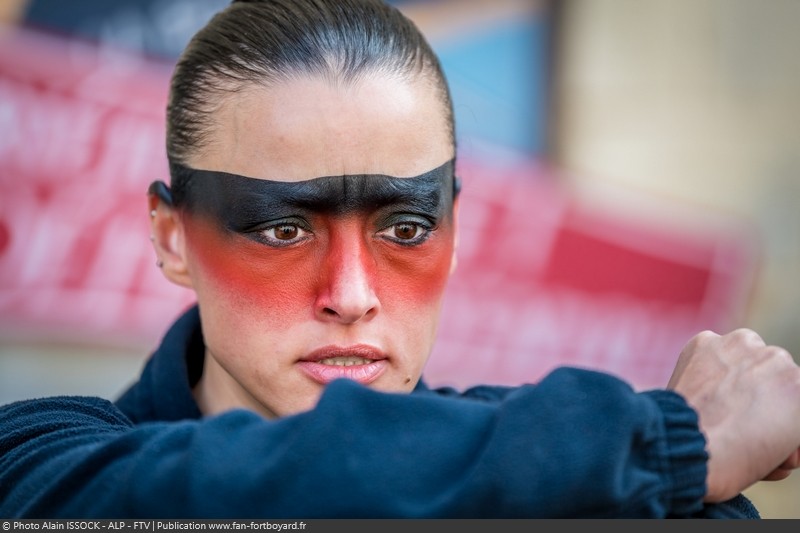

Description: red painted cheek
[184,215,456,316]
[374,223,455,307]
[184,216,317,316]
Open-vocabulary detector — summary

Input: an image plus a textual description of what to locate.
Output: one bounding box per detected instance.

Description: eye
[378,218,433,246]
[393,223,424,240]
[258,222,311,247]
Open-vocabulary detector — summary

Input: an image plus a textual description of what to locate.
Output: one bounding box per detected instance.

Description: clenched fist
[667,329,800,502]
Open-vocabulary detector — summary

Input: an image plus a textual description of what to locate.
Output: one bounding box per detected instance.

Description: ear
[449,196,460,276]
[148,192,193,289]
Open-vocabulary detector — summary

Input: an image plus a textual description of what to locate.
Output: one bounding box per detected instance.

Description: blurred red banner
[0,27,196,347]
[428,155,760,389]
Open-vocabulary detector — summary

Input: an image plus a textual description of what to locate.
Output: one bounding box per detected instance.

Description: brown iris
[275,224,300,240]
[394,223,418,240]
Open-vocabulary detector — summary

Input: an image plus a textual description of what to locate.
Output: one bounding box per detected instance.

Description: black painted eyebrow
[164,159,458,231]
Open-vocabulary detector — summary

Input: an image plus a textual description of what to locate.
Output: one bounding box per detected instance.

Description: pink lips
[297,344,389,385]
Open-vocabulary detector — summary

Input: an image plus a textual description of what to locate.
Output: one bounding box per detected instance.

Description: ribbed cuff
[646,389,708,516]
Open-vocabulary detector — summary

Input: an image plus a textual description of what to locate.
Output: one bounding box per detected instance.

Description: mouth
[298,345,389,385]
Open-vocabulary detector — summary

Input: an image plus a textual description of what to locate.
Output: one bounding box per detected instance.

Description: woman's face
[170,73,457,418]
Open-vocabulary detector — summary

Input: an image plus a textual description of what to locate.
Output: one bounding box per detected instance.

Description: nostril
[322,307,338,317]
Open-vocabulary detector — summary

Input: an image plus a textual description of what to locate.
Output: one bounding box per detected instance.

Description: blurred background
[0,0,798,518]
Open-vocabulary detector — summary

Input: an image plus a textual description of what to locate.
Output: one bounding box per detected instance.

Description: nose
[314,226,381,324]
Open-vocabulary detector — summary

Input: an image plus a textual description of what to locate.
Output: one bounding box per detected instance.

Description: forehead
[188,73,454,182]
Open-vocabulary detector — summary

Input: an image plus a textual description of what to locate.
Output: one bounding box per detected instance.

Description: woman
[2,0,799,518]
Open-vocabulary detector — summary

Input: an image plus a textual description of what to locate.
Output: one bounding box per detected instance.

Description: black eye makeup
[153,160,458,242]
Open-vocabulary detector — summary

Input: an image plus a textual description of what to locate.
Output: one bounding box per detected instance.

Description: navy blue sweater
[0,306,759,518]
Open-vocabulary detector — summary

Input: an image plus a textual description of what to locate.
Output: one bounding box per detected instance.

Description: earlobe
[148,192,193,289]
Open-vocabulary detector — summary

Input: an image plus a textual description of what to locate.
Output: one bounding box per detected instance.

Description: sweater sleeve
[1,367,715,518]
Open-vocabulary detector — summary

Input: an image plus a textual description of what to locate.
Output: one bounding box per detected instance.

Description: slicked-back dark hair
[167,0,455,167]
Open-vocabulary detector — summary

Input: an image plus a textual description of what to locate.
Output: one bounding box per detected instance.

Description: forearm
[1,369,710,518]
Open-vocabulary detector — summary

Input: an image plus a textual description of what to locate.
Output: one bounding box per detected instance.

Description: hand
[762,448,800,481]
[667,329,800,502]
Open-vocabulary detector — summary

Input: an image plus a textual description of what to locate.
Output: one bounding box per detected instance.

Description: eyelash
[251,217,435,248]
[377,219,434,246]
[255,220,313,247]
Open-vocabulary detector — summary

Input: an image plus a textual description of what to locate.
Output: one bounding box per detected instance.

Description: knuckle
[764,345,792,362]
[682,330,717,353]
[693,329,718,344]
[697,329,718,338]
[729,327,764,345]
